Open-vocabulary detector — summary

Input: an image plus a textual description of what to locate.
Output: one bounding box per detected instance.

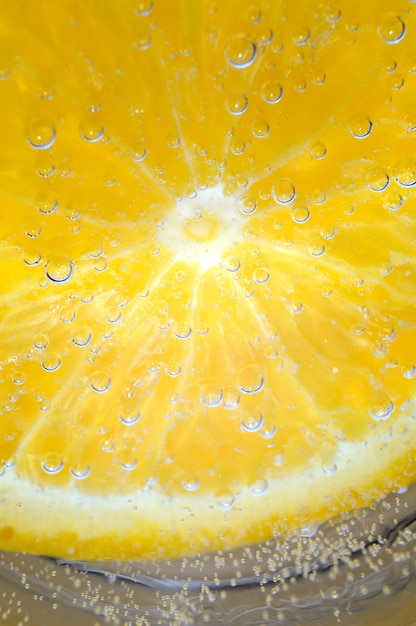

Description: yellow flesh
[0,0,415,561]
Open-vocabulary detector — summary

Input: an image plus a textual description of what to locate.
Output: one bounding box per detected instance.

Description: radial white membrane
[156,186,246,270]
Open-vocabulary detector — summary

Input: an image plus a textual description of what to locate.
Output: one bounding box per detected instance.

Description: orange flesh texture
[0,0,415,561]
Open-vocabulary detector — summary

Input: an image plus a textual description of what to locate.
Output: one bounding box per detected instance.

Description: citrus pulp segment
[0,0,415,560]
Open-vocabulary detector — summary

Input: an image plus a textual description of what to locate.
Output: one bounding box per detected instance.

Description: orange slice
[0,0,415,561]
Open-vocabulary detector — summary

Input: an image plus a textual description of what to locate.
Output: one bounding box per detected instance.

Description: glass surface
[1,482,415,624]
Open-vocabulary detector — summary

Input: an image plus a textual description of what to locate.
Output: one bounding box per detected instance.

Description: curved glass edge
[0,482,415,625]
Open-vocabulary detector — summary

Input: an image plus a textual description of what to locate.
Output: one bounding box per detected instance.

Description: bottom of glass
[0,482,415,625]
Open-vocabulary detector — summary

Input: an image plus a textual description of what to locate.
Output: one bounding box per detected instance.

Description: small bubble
[249,478,268,495]
[90,370,111,393]
[312,188,326,204]
[325,5,341,22]
[22,248,42,266]
[70,465,91,480]
[182,478,200,492]
[272,179,296,204]
[41,453,64,475]
[0,64,11,80]
[165,361,181,377]
[222,388,240,409]
[253,267,269,284]
[224,256,240,272]
[225,92,249,115]
[120,409,141,425]
[25,221,42,238]
[132,146,147,162]
[167,133,180,148]
[175,324,192,340]
[41,352,61,372]
[291,206,310,223]
[310,243,325,257]
[322,462,338,476]
[241,413,264,432]
[80,118,104,142]
[135,0,153,16]
[395,159,416,187]
[402,365,416,379]
[135,32,152,50]
[231,137,246,154]
[262,80,283,103]
[252,119,269,138]
[36,156,55,177]
[237,363,264,394]
[378,15,406,44]
[293,26,310,45]
[225,34,257,69]
[200,384,223,407]
[34,334,49,350]
[311,142,326,159]
[59,305,76,323]
[349,114,373,138]
[71,325,92,347]
[247,5,262,23]
[384,191,402,210]
[12,371,26,385]
[240,195,257,214]
[368,168,389,191]
[370,399,394,420]
[216,491,235,510]
[37,191,58,215]
[46,256,74,284]
[27,120,56,150]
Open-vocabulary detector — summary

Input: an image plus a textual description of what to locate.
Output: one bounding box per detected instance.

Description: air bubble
[378,15,406,44]
[311,142,326,159]
[135,32,152,50]
[253,267,269,284]
[46,256,74,284]
[167,133,180,148]
[370,399,394,420]
[175,324,192,340]
[368,168,389,191]
[71,325,92,347]
[252,119,269,138]
[216,491,235,510]
[25,221,42,238]
[34,334,48,350]
[70,465,91,480]
[293,26,310,45]
[225,92,248,115]
[222,388,240,409]
[36,157,55,177]
[23,248,42,266]
[240,195,257,214]
[90,370,111,393]
[231,137,246,154]
[120,409,141,425]
[182,478,200,492]
[291,206,310,223]
[12,371,26,385]
[384,191,402,210]
[37,191,58,214]
[272,179,296,204]
[80,118,104,142]
[132,146,147,162]
[262,80,283,103]
[41,352,61,372]
[135,0,153,16]
[403,365,416,379]
[165,362,181,377]
[200,384,223,407]
[395,159,416,187]
[241,413,264,432]
[59,306,76,323]
[225,34,257,69]
[237,363,264,394]
[27,120,56,150]
[249,478,268,495]
[41,453,64,475]
[349,115,373,138]
[224,256,240,272]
